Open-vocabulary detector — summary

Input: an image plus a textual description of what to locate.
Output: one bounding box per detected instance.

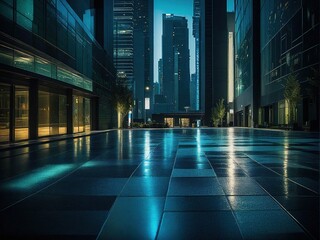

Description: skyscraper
[193,0,200,111]
[234,0,260,127]
[259,0,319,129]
[201,0,228,125]
[113,0,134,90]
[227,11,235,126]
[190,73,197,110]
[133,0,153,121]
[162,14,190,112]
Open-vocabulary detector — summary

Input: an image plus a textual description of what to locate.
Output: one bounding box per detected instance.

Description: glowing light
[4,164,74,190]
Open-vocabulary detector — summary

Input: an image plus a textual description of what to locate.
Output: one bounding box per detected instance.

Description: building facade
[234,0,260,127]
[133,0,153,122]
[260,0,319,129]
[190,73,197,110]
[201,0,228,125]
[162,14,190,112]
[0,0,116,143]
[227,11,235,126]
[193,0,200,111]
[113,0,134,90]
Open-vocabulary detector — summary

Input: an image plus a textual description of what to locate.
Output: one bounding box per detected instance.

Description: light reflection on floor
[0,128,318,239]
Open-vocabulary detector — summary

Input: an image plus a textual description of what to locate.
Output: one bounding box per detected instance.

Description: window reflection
[73,96,90,133]
[38,91,67,137]
[15,86,29,141]
[0,84,10,142]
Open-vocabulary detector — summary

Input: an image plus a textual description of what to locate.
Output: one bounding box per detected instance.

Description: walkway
[0,128,319,239]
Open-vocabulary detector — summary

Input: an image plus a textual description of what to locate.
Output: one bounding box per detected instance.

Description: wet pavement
[0,128,319,239]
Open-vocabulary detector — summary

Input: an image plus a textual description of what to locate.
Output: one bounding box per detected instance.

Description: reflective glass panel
[0,84,10,142]
[15,86,29,141]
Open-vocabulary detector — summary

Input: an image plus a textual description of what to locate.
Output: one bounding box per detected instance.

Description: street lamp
[145,86,150,123]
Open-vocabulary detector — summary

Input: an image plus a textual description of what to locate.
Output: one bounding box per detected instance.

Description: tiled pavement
[0,128,319,239]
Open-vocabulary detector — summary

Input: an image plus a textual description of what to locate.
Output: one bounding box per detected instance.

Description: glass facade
[14,86,29,141]
[235,0,252,97]
[38,91,67,137]
[73,96,90,133]
[260,0,319,126]
[0,0,116,142]
[0,0,94,91]
[0,84,10,142]
[113,1,134,90]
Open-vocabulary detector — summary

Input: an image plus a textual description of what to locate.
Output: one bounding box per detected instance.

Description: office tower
[227,11,235,125]
[162,14,190,112]
[158,58,163,94]
[260,0,319,129]
[133,0,153,121]
[234,0,260,127]
[193,0,200,111]
[0,0,116,143]
[113,0,134,90]
[190,73,197,110]
[201,0,228,125]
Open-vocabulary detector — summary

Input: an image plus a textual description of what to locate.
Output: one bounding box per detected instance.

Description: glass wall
[278,100,289,125]
[0,84,10,142]
[15,86,29,141]
[73,96,90,133]
[0,0,93,92]
[38,91,67,137]
[235,0,253,97]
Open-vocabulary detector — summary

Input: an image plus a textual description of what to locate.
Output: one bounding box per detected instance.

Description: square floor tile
[157,211,242,239]
[43,177,128,196]
[120,177,170,196]
[168,177,225,196]
[218,177,267,195]
[174,162,212,169]
[172,169,216,177]
[0,209,108,237]
[97,197,165,239]
[228,196,281,211]
[235,210,308,239]
[254,177,317,196]
[165,196,231,211]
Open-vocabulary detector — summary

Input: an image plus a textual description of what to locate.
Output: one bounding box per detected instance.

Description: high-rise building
[227,11,235,125]
[158,58,163,94]
[259,0,319,129]
[162,14,190,112]
[234,0,260,127]
[201,0,228,125]
[193,0,200,111]
[0,0,116,143]
[190,73,197,110]
[113,0,134,90]
[133,0,153,121]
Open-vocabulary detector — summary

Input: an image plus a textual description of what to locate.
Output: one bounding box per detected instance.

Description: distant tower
[162,14,190,112]
[113,0,134,90]
[190,73,197,110]
[201,0,228,125]
[133,0,154,120]
[193,0,200,111]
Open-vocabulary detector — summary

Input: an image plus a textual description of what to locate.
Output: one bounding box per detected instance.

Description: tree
[211,98,226,127]
[283,74,302,126]
[113,79,133,128]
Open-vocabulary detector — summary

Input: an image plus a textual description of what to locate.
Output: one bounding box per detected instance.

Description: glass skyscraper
[162,14,190,112]
[0,0,115,143]
[193,0,200,111]
[113,0,134,90]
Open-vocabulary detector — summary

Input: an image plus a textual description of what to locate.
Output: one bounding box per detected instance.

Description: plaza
[0,128,319,239]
